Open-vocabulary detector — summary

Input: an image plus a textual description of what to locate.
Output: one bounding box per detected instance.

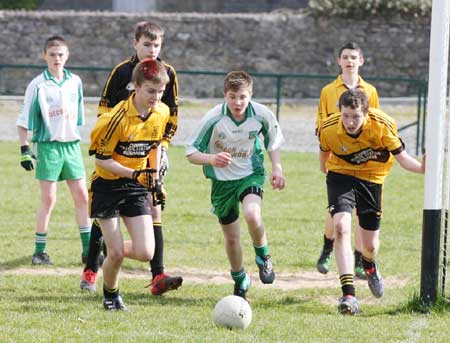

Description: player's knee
[334,221,350,238]
[243,209,262,228]
[107,249,125,265]
[136,251,153,262]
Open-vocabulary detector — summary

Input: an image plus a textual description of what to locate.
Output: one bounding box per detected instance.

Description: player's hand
[210,152,232,168]
[20,145,36,171]
[160,147,169,178]
[270,171,286,190]
[132,168,156,189]
[152,180,167,210]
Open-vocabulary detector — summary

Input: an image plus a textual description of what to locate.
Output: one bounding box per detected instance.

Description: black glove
[132,168,156,189]
[20,145,36,171]
[160,147,169,178]
[152,180,167,210]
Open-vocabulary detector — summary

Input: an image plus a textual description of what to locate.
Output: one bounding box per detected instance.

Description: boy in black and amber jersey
[319,89,424,315]
[315,42,380,279]
[81,22,182,296]
[89,59,170,310]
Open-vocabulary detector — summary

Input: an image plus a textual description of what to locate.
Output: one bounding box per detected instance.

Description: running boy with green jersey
[319,89,425,315]
[16,35,91,265]
[315,42,380,279]
[186,71,285,299]
[89,58,170,310]
[81,21,182,295]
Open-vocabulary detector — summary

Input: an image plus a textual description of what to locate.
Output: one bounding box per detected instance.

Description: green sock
[254,244,269,257]
[79,226,91,257]
[231,268,247,284]
[34,232,48,255]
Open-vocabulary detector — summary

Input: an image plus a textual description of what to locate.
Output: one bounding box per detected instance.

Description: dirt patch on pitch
[0,266,410,291]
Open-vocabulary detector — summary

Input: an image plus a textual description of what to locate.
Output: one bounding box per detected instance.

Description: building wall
[37,0,308,12]
[0,11,430,98]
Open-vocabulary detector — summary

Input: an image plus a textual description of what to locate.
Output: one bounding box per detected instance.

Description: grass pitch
[2,139,450,342]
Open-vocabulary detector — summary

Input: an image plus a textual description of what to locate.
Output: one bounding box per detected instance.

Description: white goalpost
[421,0,450,304]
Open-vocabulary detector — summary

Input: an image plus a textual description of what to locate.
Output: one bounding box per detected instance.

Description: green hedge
[0,0,42,10]
[307,0,432,18]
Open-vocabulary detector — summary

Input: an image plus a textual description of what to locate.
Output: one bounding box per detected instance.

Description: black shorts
[89,177,151,219]
[326,171,382,230]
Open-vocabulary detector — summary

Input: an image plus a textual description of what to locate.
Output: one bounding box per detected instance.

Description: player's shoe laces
[146,273,183,295]
[255,255,275,284]
[31,252,53,265]
[316,248,332,274]
[365,262,384,298]
[103,295,128,311]
[80,269,97,292]
[338,295,360,315]
[233,273,251,300]
[354,256,367,280]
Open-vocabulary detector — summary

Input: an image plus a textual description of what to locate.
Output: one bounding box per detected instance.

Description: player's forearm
[319,150,330,174]
[95,158,135,179]
[187,151,215,166]
[17,126,29,146]
[268,149,283,174]
[395,151,425,174]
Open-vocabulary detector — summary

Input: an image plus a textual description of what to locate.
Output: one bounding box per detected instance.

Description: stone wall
[0,11,430,98]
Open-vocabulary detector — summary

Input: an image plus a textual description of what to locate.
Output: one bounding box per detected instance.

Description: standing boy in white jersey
[186,71,286,299]
[16,35,90,265]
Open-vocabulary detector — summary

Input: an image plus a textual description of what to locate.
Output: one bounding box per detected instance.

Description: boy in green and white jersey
[186,71,285,299]
[16,35,90,265]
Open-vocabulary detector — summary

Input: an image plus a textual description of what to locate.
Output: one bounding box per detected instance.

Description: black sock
[103,285,118,299]
[84,220,102,273]
[323,235,334,251]
[354,250,362,265]
[340,274,355,297]
[362,256,375,270]
[150,223,164,278]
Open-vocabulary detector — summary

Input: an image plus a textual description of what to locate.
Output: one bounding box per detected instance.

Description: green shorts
[211,173,265,219]
[35,141,86,181]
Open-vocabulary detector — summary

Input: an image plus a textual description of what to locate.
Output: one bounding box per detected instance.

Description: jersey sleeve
[76,76,85,126]
[381,119,404,154]
[368,87,380,109]
[17,79,39,130]
[89,113,121,159]
[260,107,284,152]
[185,109,219,156]
[98,65,130,117]
[161,65,179,148]
[315,89,328,134]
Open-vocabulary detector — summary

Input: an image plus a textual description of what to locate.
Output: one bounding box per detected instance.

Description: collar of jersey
[335,74,368,90]
[222,101,255,126]
[44,68,71,86]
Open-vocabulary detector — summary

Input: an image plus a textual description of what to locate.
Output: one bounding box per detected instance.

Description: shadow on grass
[0,256,31,269]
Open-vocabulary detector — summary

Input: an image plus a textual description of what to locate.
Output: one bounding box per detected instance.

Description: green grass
[0,140,449,342]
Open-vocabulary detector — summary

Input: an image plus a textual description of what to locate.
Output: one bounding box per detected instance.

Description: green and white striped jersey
[16,69,84,143]
[186,101,284,181]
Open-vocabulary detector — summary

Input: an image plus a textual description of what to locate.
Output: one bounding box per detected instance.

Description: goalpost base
[421,209,442,304]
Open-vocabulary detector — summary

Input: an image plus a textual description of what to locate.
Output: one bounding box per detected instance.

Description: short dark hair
[339,89,369,113]
[134,21,164,41]
[338,42,363,58]
[44,35,67,53]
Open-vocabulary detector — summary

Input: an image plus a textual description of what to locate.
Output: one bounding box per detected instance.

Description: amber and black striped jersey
[316,75,379,132]
[318,108,404,184]
[98,54,178,149]
[90,95,169,180]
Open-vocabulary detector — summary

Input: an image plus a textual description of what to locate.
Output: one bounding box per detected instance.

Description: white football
[213,295,252,330]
